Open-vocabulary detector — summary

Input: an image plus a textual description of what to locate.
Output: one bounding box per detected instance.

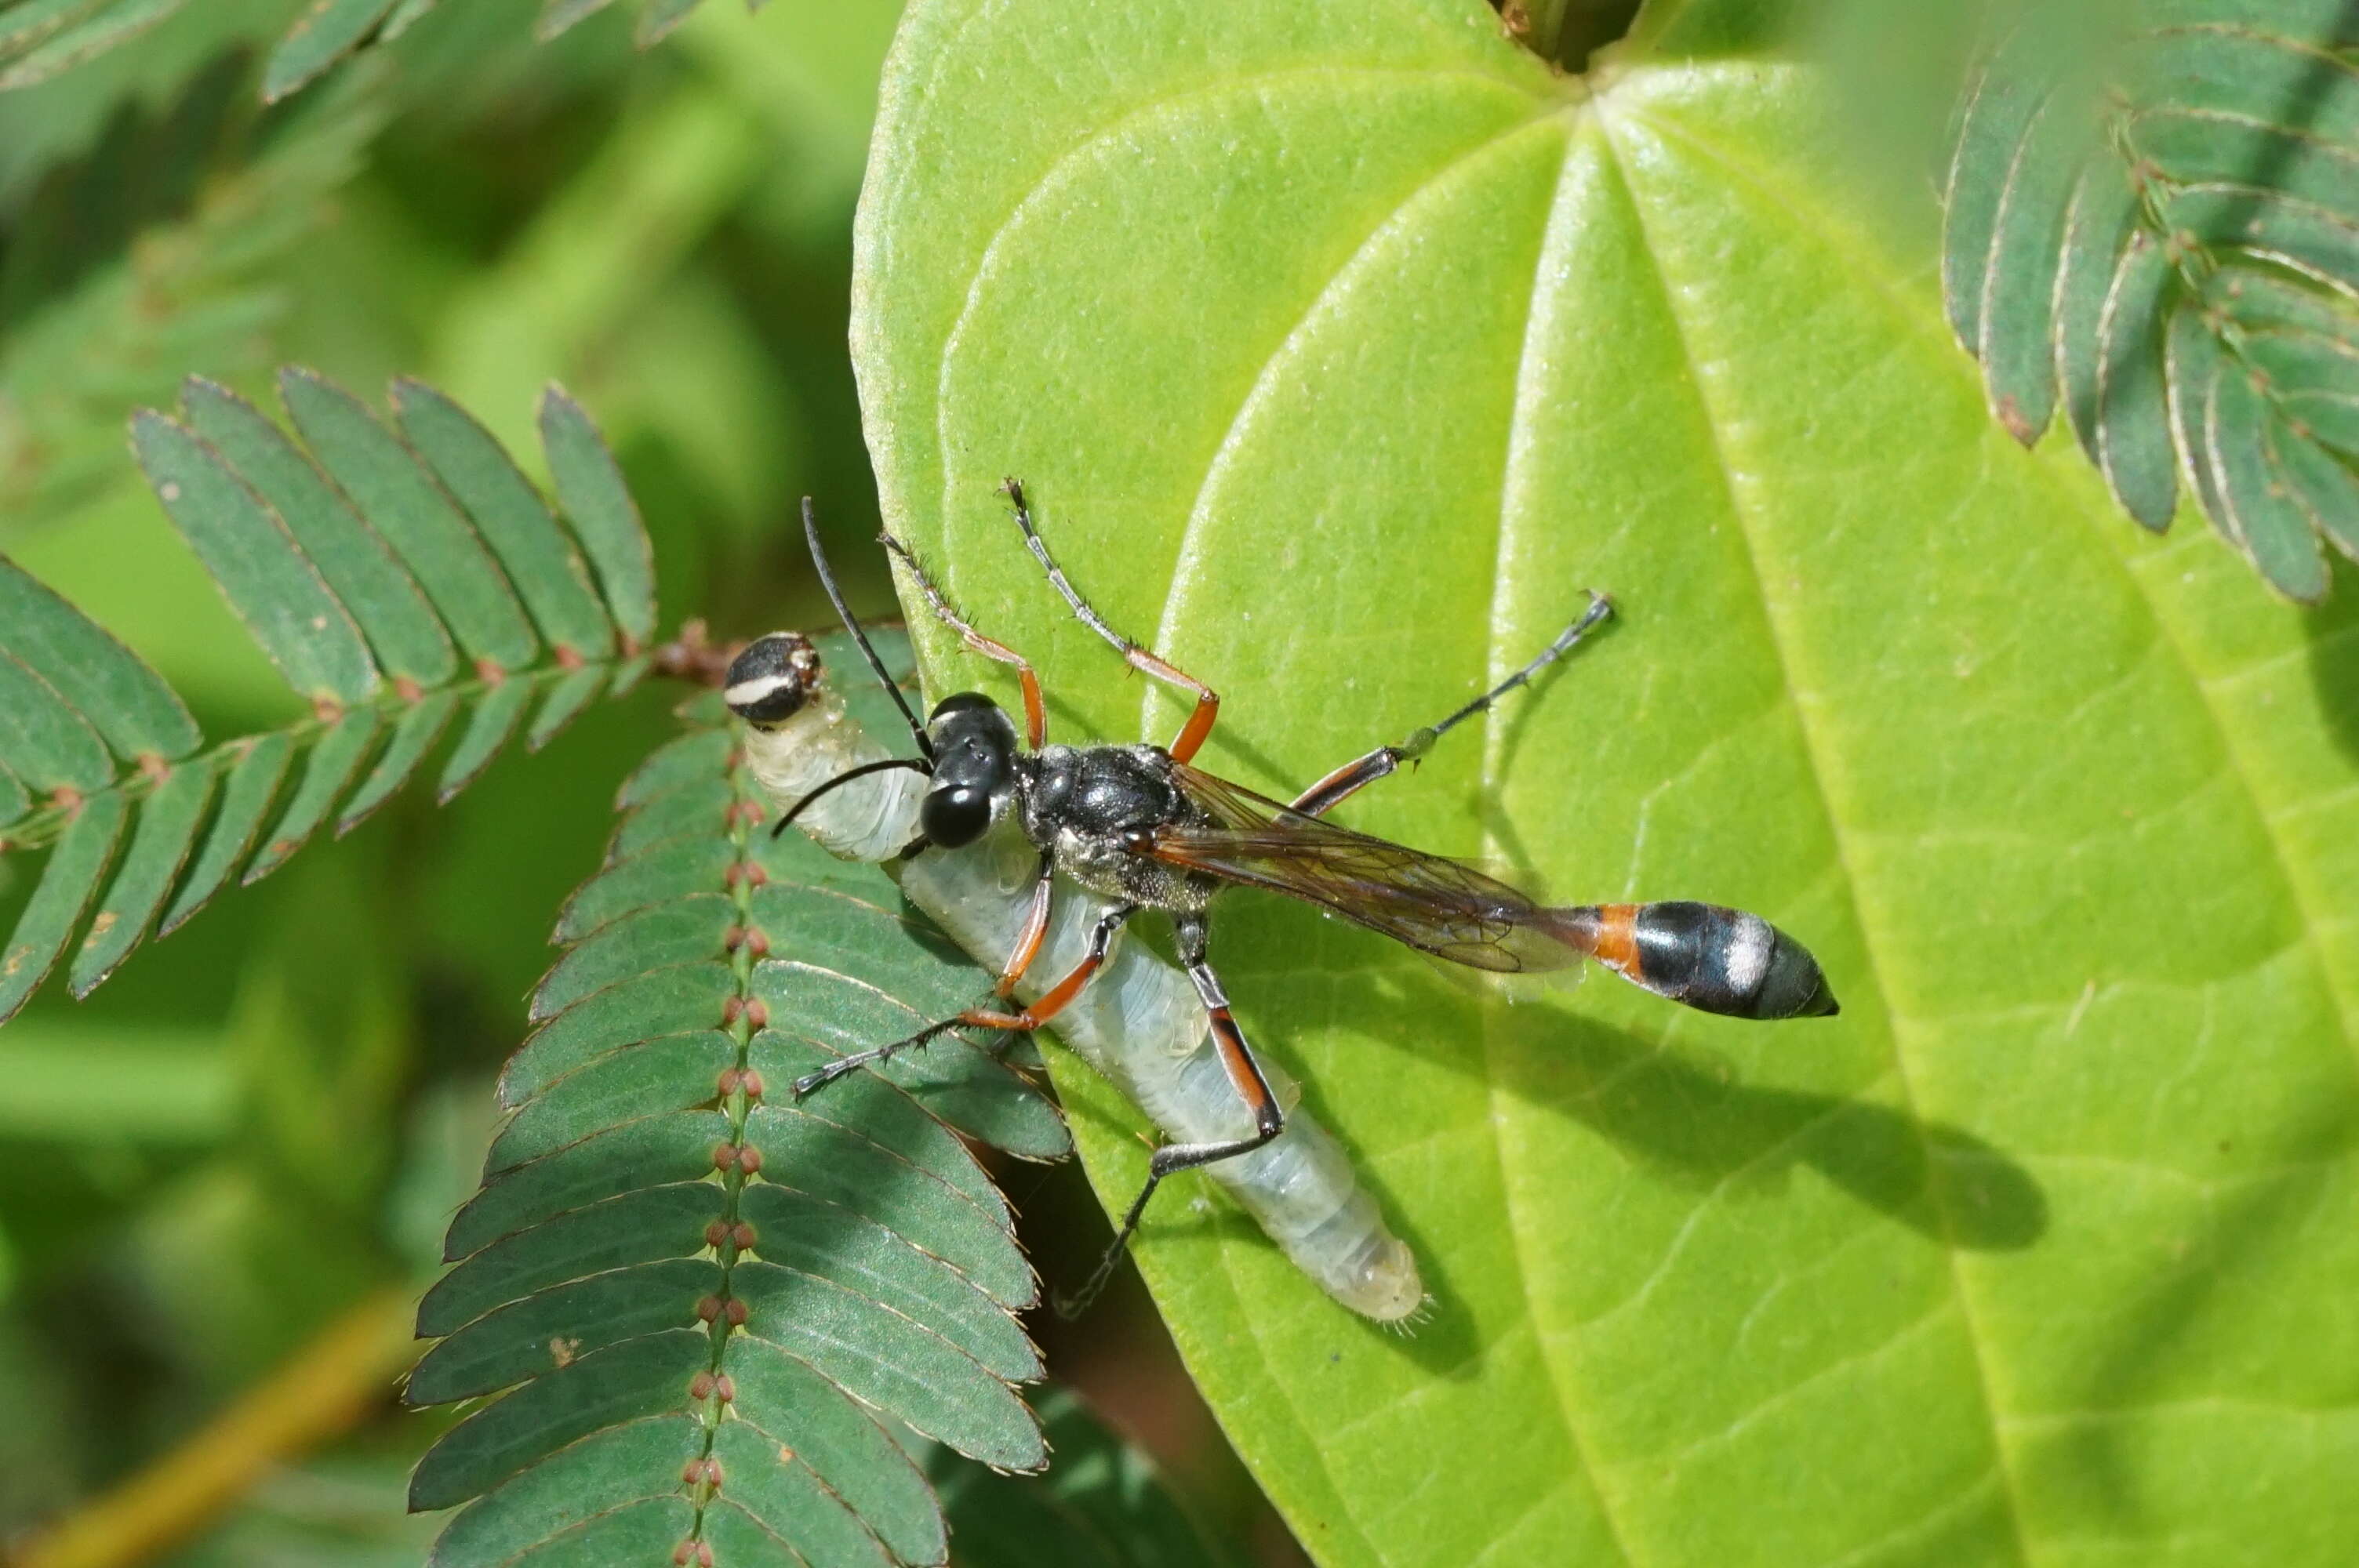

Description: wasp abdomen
[1556,901,1839,1020]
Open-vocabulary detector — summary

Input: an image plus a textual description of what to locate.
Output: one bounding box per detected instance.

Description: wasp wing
[1154,764,1575,974]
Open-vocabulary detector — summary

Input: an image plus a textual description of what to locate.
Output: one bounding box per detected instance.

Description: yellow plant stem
[16,1288,416,1568]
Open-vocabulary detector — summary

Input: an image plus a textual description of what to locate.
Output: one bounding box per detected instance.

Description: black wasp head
[723,633,822,728]
[920,691,1019,848]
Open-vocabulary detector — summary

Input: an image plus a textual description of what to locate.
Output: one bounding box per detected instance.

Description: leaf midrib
[1136,100,1611,1568]
[1630,89,2359,1060]
[1596,93,2043,1566]
[1591,68,2359,1563]
[1470,115,1652,1568]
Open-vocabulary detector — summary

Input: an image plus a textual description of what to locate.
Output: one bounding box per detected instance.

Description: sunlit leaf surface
[854,1,2359,1563]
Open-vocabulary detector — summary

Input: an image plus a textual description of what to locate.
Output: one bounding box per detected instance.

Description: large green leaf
[854,2,2359,1563]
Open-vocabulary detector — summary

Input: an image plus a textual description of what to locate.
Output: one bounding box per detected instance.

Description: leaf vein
[927,64,1548,593]
[1145,110,1576,733]
[1477,122,1651,1568]
[1596,107,2041,1568]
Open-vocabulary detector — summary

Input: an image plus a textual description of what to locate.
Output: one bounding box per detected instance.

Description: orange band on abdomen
[1590,903,1641,975]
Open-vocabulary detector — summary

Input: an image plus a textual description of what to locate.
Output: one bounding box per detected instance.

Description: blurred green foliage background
[0,4,1283,1560]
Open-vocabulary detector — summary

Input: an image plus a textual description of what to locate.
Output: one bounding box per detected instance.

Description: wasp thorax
[723,632,822,727]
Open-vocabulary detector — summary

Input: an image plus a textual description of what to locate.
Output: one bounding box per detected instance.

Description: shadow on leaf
[1488,998,2047,1253]
[2303,575,2359,768]
[2050,1097,2359,1529]
[1283,942,2052,1258]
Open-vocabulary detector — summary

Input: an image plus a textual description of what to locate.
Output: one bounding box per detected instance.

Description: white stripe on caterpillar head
[723,631,823,727]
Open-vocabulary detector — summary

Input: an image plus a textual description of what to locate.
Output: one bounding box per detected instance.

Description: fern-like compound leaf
[261,0,404,103]
[1943,0,2359,600]
[926,1388,1244,1568]
[0,56,381,524]
[0,0,754,100]
[278,367,545,670]
[533,0,746,49]
[0,0,185,91]
[0,557,201,762]
[0,369,657,1023]
[409,670,1070,1566]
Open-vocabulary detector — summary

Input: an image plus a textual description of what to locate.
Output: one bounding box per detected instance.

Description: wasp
[728,485,1838,1310]
[722,593,1423,1319]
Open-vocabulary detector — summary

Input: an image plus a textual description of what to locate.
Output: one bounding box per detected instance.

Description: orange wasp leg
[1002,478,1221,763]
[1056,910,1285,1318]
[954,899,1132,1032]
[881,532,1047,750]
[791,902,1136,1098]
[992,855,1056,998]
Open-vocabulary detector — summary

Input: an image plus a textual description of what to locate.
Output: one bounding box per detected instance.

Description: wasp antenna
[771,756,931,838]
[803,497,932,762]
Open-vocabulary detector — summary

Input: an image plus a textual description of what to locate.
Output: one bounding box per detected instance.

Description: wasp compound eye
[724,633,821,727]
[920,783,994,848]
[930,691,998,720]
